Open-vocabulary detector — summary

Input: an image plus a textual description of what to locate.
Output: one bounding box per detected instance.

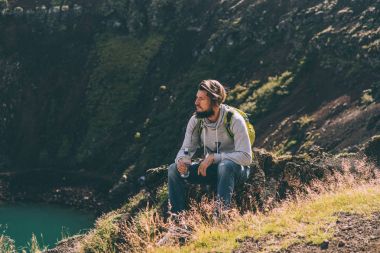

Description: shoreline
[0,169,114,215]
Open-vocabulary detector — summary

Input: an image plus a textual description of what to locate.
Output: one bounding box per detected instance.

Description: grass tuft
[24,233,47,253]
[79,211,121,253]
[0,228,16,253]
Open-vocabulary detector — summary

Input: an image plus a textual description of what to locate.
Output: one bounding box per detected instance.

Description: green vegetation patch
[237,71,294,118]
[77,33,164,162]
[79,211,121,253]
[275,115,315,155]
[361,89,375,106]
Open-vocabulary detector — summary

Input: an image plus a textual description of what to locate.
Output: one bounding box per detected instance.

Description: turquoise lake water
[0,203,95,250]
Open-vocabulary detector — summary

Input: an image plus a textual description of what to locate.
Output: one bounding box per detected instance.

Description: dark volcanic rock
[363,135,380,166]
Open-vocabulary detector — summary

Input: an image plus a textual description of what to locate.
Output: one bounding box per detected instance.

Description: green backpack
[195,105,255,158]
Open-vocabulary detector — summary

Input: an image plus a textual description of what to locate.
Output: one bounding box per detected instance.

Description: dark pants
[168,159,250,213]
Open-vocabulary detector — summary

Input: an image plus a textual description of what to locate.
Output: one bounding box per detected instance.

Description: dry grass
[151,156,380,252]
[115,199,241,253]
[118,206,167,252]
[23,233,47,253]
[151,181,380,253]
[1,228,47,253]
[0,232,16,253]
[77,155,380,253]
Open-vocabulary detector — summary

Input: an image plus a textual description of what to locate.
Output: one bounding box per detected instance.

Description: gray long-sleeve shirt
[175,104,252,166]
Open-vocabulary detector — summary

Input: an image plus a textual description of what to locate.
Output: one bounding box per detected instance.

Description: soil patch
[234,212,380,253]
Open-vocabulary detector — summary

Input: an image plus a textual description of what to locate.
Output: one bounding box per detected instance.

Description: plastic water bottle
[181,148,191,178]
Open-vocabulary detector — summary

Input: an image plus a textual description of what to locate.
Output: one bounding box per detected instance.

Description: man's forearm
[213,151,252,166]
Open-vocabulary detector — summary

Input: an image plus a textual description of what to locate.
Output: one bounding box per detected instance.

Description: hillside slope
[0,1,380,251]
[0,0,379,180]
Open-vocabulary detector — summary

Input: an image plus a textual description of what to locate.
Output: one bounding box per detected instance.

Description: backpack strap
[194,108,236,144]
[224,106,256,161]
[225,110,234,140]
[192,118,204,147]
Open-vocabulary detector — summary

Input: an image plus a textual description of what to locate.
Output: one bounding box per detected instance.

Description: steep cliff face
[0,0,379,184]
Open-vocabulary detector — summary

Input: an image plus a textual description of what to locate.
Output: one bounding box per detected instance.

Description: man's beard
[195,107,214,118]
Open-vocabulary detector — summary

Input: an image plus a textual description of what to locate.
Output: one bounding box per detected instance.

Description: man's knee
[217,160,238,176]
[168,163,179,179]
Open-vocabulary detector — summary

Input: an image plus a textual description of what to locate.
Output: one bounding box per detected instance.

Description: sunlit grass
[78,211,120,253]
[73,155,380,253]
[153,183,380,253]
[0,230,16,253]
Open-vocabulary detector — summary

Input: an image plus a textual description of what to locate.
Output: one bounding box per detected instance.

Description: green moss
[300,129,320,149]
[361,89,374,105]
[121,191,147,213]
[284,139,298,150]
[155,184,169,208]
[57,136,72,159]
[273,115,315,155]
[295,115,314,129]
[276,139,298,156]
[226,80,260,106]
[77,33,164,163]
[239,71,294,118]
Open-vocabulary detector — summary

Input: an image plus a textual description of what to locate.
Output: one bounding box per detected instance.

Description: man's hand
[198,154,214,176]
[177,158,188,175]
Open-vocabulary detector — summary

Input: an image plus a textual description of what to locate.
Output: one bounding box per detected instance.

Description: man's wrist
[213,153,222,164]
[208,154,215,164]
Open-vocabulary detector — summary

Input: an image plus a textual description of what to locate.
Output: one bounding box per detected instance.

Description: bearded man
[167,79,252,213]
